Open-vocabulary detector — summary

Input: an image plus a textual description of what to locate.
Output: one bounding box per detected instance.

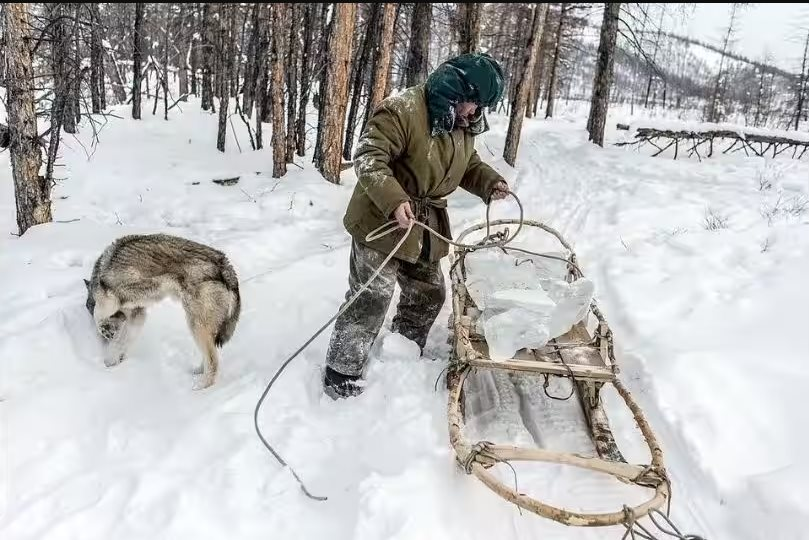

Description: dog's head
[84,278,125,342]
[84,278,96,316]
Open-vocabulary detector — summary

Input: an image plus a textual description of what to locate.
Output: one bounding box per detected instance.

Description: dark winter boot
[323,366,364,399]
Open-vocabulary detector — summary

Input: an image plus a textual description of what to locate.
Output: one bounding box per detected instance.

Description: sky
[666,3,809,71]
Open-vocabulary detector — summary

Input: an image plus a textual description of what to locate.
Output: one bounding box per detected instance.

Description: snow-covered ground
[1,100,807,540]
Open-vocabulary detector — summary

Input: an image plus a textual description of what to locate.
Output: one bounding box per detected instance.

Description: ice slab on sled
[464,250,595,360]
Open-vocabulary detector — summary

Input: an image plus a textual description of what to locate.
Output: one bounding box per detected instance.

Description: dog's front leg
[103,314,129,367]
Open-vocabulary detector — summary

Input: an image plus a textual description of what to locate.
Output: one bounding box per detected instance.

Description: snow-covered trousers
[325,238,446,377]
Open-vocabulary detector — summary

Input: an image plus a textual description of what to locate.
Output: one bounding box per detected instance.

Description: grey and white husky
[84,233,241,389]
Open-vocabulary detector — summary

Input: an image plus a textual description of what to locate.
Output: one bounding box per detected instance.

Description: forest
[3,3,808,235]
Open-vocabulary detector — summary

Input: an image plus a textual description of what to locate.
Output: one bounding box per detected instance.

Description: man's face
[454,102,478,128]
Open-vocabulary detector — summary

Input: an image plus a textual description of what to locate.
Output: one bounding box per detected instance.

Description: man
[324,52,509,399]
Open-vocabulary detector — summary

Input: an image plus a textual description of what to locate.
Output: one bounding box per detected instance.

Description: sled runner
[446,218,670,527]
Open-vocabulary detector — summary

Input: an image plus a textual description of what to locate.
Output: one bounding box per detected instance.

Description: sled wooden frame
[446,218,669,527]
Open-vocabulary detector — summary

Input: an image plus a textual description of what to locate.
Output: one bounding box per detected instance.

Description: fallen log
[616,123,809,161]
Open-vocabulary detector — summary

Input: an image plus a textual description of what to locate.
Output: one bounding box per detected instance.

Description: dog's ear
[83,278,91,290]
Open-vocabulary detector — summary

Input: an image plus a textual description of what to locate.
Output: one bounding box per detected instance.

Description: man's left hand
[490,181,509,201]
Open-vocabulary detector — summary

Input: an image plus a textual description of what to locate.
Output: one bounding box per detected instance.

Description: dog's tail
[215,257,241,347]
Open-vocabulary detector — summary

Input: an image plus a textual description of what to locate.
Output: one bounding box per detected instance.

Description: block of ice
[464,249,594,360]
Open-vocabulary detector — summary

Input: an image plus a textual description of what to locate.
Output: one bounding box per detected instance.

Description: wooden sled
[446,219,669,527]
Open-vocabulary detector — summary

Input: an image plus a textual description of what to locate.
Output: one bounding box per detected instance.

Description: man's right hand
[393,201,415,229]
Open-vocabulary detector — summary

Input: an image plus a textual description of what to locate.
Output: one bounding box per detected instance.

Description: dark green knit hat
[424,52,505,136]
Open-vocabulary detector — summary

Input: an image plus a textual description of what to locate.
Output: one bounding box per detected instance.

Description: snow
[2,99,809,540]
[464,250,594,359]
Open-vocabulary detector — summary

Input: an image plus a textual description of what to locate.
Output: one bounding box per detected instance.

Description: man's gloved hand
[393,201,415,229]
[490,180,509,201]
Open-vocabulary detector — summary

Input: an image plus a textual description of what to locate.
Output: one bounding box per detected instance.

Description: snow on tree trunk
[270,3,288,177]
[503,3,547,167]
[285,4,299,164]
[296,3,315,157]
[132,2,145,119]
[5,3,50,235]
[456,3,481,55]
[318,3,356,184]
[586,2,620,147]
[545,3,568,119]
[363,3,396,131]
[404,3,431,87]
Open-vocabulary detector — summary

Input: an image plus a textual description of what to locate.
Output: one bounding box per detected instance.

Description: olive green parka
[343,55,506,263]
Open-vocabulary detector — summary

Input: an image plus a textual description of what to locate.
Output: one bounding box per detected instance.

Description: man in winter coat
[324,53,510,399]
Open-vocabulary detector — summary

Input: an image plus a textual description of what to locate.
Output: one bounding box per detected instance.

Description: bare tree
[404,3,431,87]
[706,3,743,123]
[132,2,145,119]
[456,3,482,55]
[177,3,190,101]
[364,3,397,127]
[5,3,50,235]
[545,3,571,119]
[503,4,548,166]
[242,3,260,117]
[285,4,299,163]
[794,29,809,130]
[255,4,269,149]
[89,3,104,113]
[313,2,333,170]
[296,3,315,157]
[217,4,233,152]
[643,8,666,109]
[201,2,214,111]
[586,3,620,147]
[343,5,377,161]
[318,3,357,184]
[271,3,288,176]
